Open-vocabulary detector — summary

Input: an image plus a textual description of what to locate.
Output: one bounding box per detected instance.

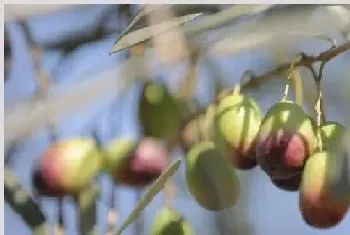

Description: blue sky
[4,4,350,235]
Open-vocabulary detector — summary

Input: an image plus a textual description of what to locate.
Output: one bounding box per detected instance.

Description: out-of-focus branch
[21,19,67,234]
[19,20,51,99]
[4,141,20,166]
[5,25,12,81]
[181,41,350,127]
[4,166,48,235]
[113,4,222,47]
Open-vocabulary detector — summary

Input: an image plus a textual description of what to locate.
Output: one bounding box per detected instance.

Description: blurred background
[4,4,350,235]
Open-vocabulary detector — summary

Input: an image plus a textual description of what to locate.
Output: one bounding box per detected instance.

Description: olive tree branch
[181,41,350,128]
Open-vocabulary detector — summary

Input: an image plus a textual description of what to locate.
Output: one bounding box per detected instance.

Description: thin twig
[281,54,302,101]
[4,141,20,166]
[313,60,327,152]
[19,20,51,100]
[308,65,326,124]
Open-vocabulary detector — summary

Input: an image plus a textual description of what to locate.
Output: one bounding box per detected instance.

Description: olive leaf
[110,13,203,54]
[113,157,182,235]
[114,4,222,46]
[110,4,275,55]
[112,5,165,46]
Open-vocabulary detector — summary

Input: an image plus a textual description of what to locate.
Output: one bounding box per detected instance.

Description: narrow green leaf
[113,5,164,45]
[110,13,203,54]
[113,157,182,235]
[110,5,274,55]
[113,4,221,46]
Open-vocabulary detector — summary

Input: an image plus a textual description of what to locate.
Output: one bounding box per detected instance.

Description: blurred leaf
[113,4,223,50]
[110,13,203,54]
[4,167,49,235]
[324,6,350,28]
[111,4,275,54]
[113,5,164,45]
[113,157,182,235]
[207,5,350,56]
[77,184,100,235]
[183,4,275,35]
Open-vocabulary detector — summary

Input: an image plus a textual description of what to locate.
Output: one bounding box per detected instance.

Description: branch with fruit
[6,39,350,235]
[5,8,350,234]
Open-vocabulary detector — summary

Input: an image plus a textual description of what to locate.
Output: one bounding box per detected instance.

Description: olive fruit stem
[281,55,301,102]
[232,84,241,95]
[232,70,252,96]
[313,61,327,152]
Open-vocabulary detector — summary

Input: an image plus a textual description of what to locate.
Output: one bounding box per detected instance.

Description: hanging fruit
[32,137,103,197]
[103,137,168,187]
[214,91,262,170]
[185,141,240,211]
[256,101,316,180]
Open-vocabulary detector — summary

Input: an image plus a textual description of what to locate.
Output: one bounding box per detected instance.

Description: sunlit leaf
[207,5,350,56]
[110,4,275,54]
[110,13,203,54]
[183,4,275,35]
[113,5,164,46]
[113,157,182,235]
[113,4,223,51]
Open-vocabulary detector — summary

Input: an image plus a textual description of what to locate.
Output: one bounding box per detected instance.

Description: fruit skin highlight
[104,137,168,187]
[214,93,262,170]
[150,207,194,235]
[185,141,240,211]
[138,82,182,146]
[32,137,102,197]
[256,101,316,179]
[299,151,350,229]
